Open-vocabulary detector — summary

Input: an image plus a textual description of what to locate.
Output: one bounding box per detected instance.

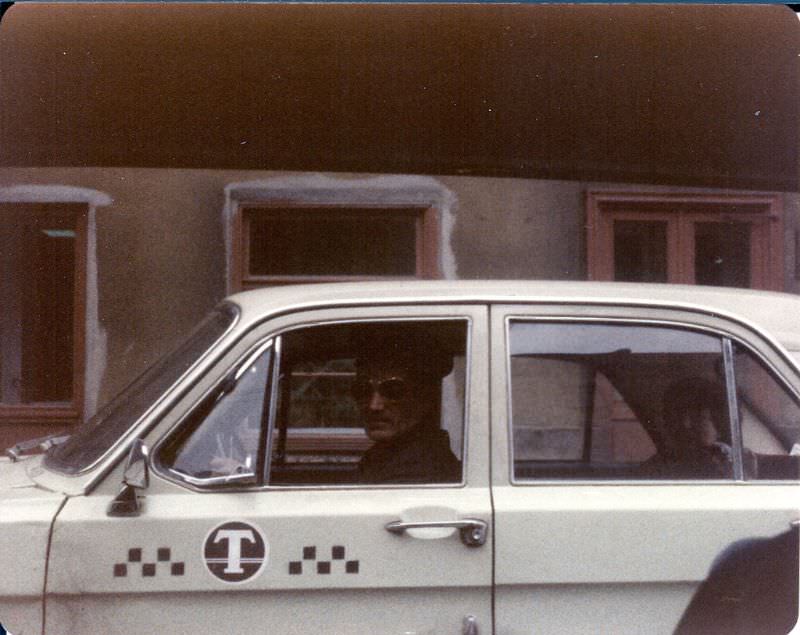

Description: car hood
[0,455,42,490]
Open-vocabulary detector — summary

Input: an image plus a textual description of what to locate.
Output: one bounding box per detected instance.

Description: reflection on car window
[509,321,734,480]
[159,344,272,483]
[45,303,238,475]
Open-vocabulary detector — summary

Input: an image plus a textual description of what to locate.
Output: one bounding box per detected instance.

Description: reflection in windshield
[44,303,238,475]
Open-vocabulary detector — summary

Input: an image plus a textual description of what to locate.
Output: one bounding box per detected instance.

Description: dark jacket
[358,425,461,485]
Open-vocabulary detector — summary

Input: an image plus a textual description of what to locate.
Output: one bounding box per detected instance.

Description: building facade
[0,4,798,447]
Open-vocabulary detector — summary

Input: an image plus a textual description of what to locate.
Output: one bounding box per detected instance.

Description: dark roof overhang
[1,3,797,191]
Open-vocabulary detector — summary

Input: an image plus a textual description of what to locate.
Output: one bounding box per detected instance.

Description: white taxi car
[1,281,798,635]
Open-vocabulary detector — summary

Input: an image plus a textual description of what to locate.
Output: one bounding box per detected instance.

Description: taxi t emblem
[214,528,255,574]
[203,521,268,583]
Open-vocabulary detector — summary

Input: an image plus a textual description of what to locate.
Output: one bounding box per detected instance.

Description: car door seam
[42,494,69,635]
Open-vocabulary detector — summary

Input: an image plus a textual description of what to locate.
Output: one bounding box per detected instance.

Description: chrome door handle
[384,518,488,547]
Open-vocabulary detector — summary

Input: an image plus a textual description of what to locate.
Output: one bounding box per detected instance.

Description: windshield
[44,303,239,475]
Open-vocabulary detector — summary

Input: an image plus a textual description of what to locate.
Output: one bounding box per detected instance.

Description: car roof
[228,280,800,352]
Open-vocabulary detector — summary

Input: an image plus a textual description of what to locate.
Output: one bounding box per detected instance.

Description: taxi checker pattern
[113,547,185,578]
[288,545,359,575]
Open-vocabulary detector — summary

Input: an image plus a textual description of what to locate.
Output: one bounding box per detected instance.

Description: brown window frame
[586,191,784,291]
[0,203,87,427]
[230,203,441,292]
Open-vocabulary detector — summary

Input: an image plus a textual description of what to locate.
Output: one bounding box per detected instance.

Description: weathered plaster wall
[1,168,230,412]
[442,176,586,280]
[1,167,797,415]
[783,193,800,295]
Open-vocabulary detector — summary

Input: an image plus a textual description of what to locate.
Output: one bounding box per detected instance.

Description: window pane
[0,205,79,406]
[613,220,668,283]
[509,322,731,480]
[47,304,238,474]
[694,222,751,287]
[247,209,418,276]
[23,223,75,402]
[270,320,467,486]
[159,344,272,484]
[734,343,800,480]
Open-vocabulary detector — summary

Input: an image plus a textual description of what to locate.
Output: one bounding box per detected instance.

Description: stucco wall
[1,167,797,416]
[441,176,586,280]
[0,167,230,413]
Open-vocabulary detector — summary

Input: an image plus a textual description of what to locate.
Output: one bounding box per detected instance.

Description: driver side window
[157,319,469,488]
[268,320,467,487]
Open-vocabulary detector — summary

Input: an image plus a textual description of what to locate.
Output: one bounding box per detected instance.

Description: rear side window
[508,321,800,482]
[734,343,800,480]
[509,322,729,480]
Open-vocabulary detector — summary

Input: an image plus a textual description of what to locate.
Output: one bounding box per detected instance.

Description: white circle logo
[203,521,268,583]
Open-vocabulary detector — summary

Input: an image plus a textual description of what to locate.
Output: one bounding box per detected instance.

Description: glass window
[269,320,468,487]
[587,192,782,291]
[734,344,800,480]
[159,343,272,486]
[0,203,86,420]
[235,206,438,290]
[47,303,238,474]
[156,319,468,489]
[613,220,668,283]
[509,321,733,480]
[694,221,751,288]
[247,208,418,277]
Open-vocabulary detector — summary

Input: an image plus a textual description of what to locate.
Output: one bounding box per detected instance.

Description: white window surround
[0,185,113,421]
[222,174,457,294]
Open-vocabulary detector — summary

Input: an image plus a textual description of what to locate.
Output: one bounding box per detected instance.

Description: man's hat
[353,323,455,379]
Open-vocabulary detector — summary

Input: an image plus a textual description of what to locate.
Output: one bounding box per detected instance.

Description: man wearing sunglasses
[352,346,461,485]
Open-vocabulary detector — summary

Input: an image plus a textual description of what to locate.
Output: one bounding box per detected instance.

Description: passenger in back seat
[648,377,733,479]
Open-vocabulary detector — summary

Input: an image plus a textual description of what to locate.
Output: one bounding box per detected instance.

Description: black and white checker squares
[113,547,185,578]
[289,545,359,575]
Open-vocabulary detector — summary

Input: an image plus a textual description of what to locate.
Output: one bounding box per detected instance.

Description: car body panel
[2,281,797,634]
[0,457,65,635]
[45,303,493,635]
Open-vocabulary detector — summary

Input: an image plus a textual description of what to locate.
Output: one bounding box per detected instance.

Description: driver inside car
[352,338,461,485]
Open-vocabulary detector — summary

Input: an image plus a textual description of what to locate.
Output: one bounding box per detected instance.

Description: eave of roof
[1,4,797,191]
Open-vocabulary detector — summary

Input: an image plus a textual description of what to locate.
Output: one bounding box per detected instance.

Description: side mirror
[107,439,150,517]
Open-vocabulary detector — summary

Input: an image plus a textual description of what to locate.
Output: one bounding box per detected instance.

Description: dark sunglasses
[351,377,409,401]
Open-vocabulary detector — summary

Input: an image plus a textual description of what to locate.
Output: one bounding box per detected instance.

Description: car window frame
[153,338,277,489]
[495,307,800,487]
[151,308,479,493]
[506,316,735,484]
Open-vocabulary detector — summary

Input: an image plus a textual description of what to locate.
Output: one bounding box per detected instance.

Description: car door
[45,304,492,635]
[490,303,800,635]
